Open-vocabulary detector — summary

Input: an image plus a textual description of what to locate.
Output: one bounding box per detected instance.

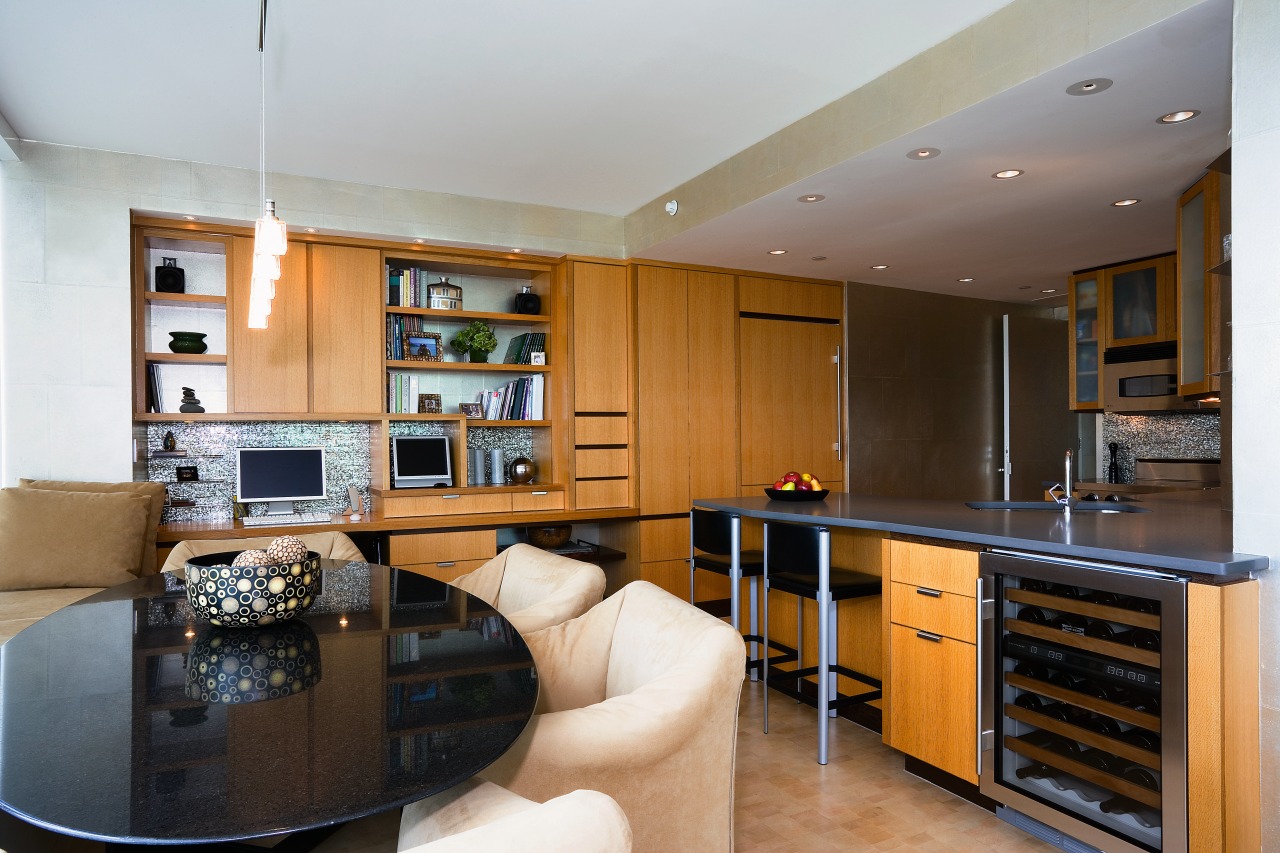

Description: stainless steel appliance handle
[976,575,984,778]
[833,346,842,461]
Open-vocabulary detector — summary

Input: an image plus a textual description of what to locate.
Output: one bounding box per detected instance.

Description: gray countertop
[692,493,1266,577]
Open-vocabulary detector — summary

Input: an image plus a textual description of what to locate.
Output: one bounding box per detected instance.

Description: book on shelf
[146,363,163,413]
[501,332,547,365]
[481,374,544,420]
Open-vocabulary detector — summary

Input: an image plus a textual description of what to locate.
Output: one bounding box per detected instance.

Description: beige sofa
[0,480,166,646]
[451,543,606,634]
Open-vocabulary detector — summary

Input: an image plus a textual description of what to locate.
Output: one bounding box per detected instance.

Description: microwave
[1103,343,1211,412]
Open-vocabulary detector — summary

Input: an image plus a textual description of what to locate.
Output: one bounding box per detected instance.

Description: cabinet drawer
[887,623,977,784]
[382,492,513,518]
[511,489,565,512]
[390,529,497,565]
[890,581,976,643]
[641,517,690,563]
[575,478,630,509]
[890,540,978,598]
[575,448,629,479]
[396,558,490,584]
[575,415,629,445]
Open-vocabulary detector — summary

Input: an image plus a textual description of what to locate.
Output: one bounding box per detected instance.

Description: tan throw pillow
[0,488,152,591]
[20,478,166,576]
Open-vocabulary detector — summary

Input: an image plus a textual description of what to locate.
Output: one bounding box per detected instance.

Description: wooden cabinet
[389,529,497,582]
[885,539,978,783]
[635,264,738,515]
[1068,272,1102,411]
[311,244,383,413]
[1177,168,1229,398]
[568,260,633,509]
[739,316,842,488]
[228,236,310,413]
[1101,255,1175,349]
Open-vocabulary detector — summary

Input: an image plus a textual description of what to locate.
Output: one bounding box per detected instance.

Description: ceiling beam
[0,108,21,160]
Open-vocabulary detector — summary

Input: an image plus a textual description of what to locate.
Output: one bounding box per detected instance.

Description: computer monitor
[235,447,328,515]
[392,435,453,488]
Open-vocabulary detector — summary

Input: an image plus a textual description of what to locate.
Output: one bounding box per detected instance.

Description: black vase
[514,285,541,315]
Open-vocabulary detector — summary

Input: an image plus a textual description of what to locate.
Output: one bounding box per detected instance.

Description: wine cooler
[979,550,1188,853]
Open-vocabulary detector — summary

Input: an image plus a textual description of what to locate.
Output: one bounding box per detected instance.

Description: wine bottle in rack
[1083,589,1122,607]
[1077,712,1123,737]
[1046,583,1081,599]
[1078,747,1126,776]
[1013,661,1050,680]
[1020,579,1048,594]
[1118,627,1161,651]
[1117,728,1161,752]
[1121,764,1162,792]
[1017,606,1050,625]
[1050,612,1088,633]
[1083,618,1119,641]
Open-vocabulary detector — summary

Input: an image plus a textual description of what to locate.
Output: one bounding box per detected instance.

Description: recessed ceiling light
[768,249,787,255]
[870,264,889,270]
[957,277,975,283]
[183,215,197,221]
[992,169,1024,179]
[413,238,425,243]
[304,227,317,233]
[1158,110,1201,124]
[511,248,522,253]
[811,256,827,261]
[1041,289,1058,294]
[797,194,826,203]
[1112,198,1141,207]
[1066,78,1113,96]
[906,148,941,160]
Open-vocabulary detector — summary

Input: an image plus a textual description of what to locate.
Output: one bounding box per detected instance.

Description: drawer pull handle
[531,491,548,496]
[916,630,943,643]
[437,561,455,567]
[915,587,942,598]
[442,494,460,500]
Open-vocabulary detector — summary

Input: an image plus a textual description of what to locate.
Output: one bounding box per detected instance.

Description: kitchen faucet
[1048,449,1075,516]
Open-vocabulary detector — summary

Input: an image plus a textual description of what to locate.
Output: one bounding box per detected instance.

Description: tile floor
[312,680,1054,853]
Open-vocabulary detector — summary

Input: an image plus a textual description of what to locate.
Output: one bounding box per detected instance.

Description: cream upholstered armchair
[450,543,606,634]
[398,778,631,853]
[160,530,366,574]
[480,581,746,853]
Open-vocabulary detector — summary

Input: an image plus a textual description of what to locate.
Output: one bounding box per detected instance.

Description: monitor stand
[264,500,298,516]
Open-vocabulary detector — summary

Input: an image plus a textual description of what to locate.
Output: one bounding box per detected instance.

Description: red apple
[783,471,801,483]
[773,479,786,490]
[797,480,812,491]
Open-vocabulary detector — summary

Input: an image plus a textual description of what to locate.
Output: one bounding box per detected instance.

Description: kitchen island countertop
[692,493,1265,577]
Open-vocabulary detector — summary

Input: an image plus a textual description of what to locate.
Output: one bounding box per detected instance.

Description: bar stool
[689,507,764,679]
[763,520,883,765]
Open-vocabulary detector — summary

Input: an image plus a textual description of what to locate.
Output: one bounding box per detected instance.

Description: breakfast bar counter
[692,493,1266,577]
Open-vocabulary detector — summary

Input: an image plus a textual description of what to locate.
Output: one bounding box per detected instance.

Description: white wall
[0,144,625,485]
[1230,0,1280,838]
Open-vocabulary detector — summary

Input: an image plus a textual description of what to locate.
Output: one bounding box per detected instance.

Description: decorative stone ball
[184,549,321,627]
[231,549,271,567]
[184,622,321,704]
[266,535,308,564]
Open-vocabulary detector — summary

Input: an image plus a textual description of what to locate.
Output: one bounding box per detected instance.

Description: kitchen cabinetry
[1068,272,1102,411]
[1178,167,1229,398]
[885,539,978,784]
[388,529,498,582]
[1101,255,1175,349]
[227,236,309,412]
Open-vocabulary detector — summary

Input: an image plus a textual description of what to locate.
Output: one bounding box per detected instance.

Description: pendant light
[248,0,286,329]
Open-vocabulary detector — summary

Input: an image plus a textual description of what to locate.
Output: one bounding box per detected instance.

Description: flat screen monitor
[235,447,327,515]
[392,435,452,488]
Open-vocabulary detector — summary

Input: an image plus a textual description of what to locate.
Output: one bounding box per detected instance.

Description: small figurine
[179,387,205,414]
[162,430,177,452]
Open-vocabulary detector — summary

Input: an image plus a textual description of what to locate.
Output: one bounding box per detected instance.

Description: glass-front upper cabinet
[1177,170,1227,397]
[1068,272,1101,411]
[1101,255,1175,349]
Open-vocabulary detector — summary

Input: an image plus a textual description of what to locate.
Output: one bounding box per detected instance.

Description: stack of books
[502,332,547,364]
[479,375,544,420]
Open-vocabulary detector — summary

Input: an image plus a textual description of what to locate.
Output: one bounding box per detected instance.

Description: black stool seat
[693,550,765,577]
[768,568,880,600]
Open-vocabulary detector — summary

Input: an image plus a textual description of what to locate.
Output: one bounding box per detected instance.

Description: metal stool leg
[687,510,697,606]
[795,595,804,699]
[762,522,770,734]
[817,527,831,765]
[827,596,839,718]
[748,575,760,681]
[728,515,742,632]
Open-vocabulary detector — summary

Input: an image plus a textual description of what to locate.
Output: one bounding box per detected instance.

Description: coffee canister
[469,447,485,486]
[488,448,504,486]
[427,277,463,311]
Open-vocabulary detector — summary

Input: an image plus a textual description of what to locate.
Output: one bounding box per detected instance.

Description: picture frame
[459,402,484,418]
[418,393,442,414]
[175,465,200,482]
[404,332,443,362]
[530,351,546,366]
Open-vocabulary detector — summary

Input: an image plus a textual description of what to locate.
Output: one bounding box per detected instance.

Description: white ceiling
[0,0,1232,302]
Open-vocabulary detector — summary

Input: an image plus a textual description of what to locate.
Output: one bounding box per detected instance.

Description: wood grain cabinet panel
[396,559,490,583]
[572,262,630,413]
[890,582,976,643]
[229,237,310,413]
[389,529,497,564]
[637,266,691,514]
[887,623,977,784]
[640,517,691,563]
[738,276,843,320]
[687,270,738,500]
[575,415,629,445]
[310,244,383,413]
[889,540,978,597]
[575,479,630,510]
[510,489,565,512]
[575,448,629,479]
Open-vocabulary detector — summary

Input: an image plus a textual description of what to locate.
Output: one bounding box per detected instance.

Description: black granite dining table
[0,560,537,849]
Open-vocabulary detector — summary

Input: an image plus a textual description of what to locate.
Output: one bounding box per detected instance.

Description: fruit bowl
[764,488,830,502]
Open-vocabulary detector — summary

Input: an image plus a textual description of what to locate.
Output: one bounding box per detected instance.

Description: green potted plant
[450,320,499,363]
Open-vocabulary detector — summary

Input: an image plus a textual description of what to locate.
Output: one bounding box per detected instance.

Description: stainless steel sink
[965,500,1151,514]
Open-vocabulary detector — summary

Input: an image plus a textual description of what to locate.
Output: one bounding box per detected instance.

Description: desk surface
[0,562,536,845]
[693,493,1266,576]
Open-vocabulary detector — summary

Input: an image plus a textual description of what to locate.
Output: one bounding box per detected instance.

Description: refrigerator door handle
[977,573,997,782]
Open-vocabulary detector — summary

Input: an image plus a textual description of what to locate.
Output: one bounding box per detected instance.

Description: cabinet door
[687,271,738,500]
[739,317,841,487]
[572,262,630,413]
[310,244,383,413]
[229,236,309,413]
[1068,273,1102,410]
[1103,256,1174,348]
[1177,173,1223,397]
[637,266,690,514]
[887,623,977,783]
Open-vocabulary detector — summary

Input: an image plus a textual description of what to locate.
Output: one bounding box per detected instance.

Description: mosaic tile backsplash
[1100,412,1221,483]
[148,422,535,522]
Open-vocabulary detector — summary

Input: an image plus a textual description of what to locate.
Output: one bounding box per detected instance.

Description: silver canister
[470,447,486,486]
[488,448,504,486]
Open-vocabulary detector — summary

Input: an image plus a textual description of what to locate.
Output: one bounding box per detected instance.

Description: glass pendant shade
[251,250,281,282]
[254,200,288,258]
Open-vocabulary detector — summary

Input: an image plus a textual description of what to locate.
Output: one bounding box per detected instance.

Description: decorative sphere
[508,457,536,484]
[231,549,271,567]
[265,535,308,563]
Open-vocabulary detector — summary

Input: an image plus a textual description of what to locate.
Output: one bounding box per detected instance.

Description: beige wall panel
[687,270,739,501]
[738,276,843,320]
[572,262,630,413]
[310,244,383,413]
[229,236,309,413]
[637,265,690,514]
[389,529,498,564]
